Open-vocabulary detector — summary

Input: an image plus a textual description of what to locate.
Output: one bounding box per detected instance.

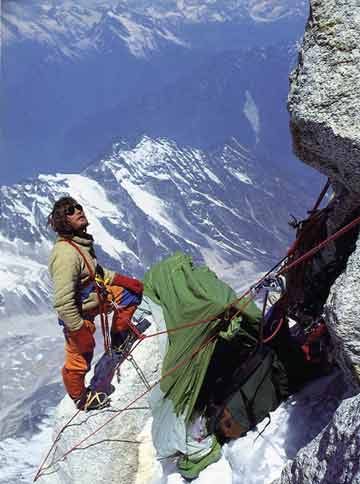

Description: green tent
[144,252,261,443]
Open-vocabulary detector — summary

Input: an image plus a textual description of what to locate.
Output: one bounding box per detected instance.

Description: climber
[48,196,144,411]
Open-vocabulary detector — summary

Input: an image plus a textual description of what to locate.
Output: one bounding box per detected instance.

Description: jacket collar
[58,233,94,247]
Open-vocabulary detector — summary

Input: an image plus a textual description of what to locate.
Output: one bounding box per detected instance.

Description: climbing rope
[286,178,330,257]
[278,213,360,276]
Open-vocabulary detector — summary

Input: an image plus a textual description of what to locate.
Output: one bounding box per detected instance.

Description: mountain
[3,1,308,53]
[0,135,319,321]
[2,0,309,184]
[0,2,323,479]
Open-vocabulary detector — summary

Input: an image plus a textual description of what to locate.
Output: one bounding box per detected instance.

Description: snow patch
[243,90,260,144]
[120,178,180,236]
[227,166,254,185]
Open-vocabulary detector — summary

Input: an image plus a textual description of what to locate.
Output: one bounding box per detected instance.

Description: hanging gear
[37,184,360,482]
[126,354,151,390]
[300,318,330,364]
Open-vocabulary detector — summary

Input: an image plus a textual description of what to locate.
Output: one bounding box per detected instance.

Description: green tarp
[144,252,261,420]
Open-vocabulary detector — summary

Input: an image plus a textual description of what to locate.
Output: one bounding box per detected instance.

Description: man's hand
[69,320,96,354]
[112,273,144,294]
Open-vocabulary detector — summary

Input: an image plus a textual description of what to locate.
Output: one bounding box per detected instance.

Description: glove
[68,320,96,354]
[112,273,144,295]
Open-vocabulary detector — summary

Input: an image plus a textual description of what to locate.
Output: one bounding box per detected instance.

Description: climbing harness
[110,299,147,341]
[59,239,111,354]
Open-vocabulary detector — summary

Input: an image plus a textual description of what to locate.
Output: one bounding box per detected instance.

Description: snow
[150,372,343,484]
[0,252,47,292]
[61,175,117,216]
[115,137,174,172]
[120,178,180,236]
[248,3,293,23]
[244,196,272,234]
[0,268,19,292]
[190,190,244,218]
[200,248,260,292]
[226,166,253,186]
[106,11,186,57]
[202,167,222,185]
[107,11,158,57]
[3,0,307,61]
[0,412,54,484]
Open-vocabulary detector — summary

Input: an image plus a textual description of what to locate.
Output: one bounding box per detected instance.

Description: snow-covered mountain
[0,135,318,321]
[3,1,307,56]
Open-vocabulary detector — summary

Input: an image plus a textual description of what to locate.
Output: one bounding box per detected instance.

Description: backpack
[207,345,289,441]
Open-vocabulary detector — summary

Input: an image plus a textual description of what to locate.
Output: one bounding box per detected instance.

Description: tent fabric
[144,252,261,421]
[145,296,215,458]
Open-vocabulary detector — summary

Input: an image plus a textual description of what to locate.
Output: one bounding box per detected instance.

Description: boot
[75,388,110,411]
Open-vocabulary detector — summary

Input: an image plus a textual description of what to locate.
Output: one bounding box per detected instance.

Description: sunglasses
[65,204,83,216]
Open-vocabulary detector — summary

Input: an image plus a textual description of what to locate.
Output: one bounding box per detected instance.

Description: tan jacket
[48,234,115,331]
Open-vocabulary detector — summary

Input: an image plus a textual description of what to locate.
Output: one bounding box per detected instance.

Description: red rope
[33,333,147,481]
[60,240,282,346]
[34,288,260,480]
[286,178,330,257]
[279,214,360,276]
[263,317,284,344]
[312,179,331,213]
[143,290,259,340]
[126,318,146,340]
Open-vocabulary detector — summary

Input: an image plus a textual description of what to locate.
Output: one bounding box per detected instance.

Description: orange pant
[62,285,138,399]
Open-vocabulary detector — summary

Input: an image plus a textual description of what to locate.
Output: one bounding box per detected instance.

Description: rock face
[282,0,360,482]
[326,238,360,385]
[288,0,360,197]
[278,393,360,484]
